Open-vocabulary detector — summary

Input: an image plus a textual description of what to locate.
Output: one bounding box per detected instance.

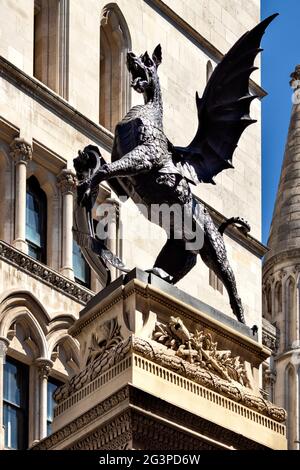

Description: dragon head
[126,44,162,95]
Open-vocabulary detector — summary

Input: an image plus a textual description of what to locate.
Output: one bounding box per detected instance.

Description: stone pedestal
[32,269,287,450]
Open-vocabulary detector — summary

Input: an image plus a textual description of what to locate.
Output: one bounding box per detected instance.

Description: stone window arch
[100,3,131,131]
[0,293,80,447]
[34,0,69,97]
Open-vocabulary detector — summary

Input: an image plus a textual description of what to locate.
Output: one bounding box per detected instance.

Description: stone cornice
[144,0,266,99]
[0,240,93,305]
[263,248,300,279]
[0,56,114,150]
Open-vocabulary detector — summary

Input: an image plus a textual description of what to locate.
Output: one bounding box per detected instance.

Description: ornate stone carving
[153,316,249,386]
[262,318,279,352]
[290,65,300,90]
[0,240,92,305]
[264,368,277,387]
[32,387,129,450]
[69,411,132,450]
[52,327,286,423]
[0,337,10,360]
[10,137,32,164]
[133,336,287,423]
[86,317,123,364]
[54,336,131,404]
[57,169,77,195]
[35,358,53,379]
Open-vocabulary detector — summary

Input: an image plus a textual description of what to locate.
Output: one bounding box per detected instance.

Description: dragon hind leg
[153,239,197,285]
[199,226,245,324]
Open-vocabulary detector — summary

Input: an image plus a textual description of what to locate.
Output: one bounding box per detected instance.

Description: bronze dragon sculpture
[73,14,278,324]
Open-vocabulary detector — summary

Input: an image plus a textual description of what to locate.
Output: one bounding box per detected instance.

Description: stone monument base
[32,270,287,450]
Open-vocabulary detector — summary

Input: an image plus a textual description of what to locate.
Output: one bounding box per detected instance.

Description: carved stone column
[35,358,53,440]
[0,337,10,449]
[264,368,277,403]
[57,169,76,280]
[10,138,32,252]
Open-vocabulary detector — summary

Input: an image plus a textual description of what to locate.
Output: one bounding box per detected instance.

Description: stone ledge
[0,56,114,150]
[0,240,93,305]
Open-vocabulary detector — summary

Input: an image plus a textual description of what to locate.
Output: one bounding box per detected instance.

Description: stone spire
[265,65,300,262]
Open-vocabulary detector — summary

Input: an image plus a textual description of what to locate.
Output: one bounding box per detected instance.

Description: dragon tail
[218,217,250,236]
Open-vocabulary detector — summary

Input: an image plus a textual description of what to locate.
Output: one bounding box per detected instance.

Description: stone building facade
[0,0,278,450]
[262,67,300,450]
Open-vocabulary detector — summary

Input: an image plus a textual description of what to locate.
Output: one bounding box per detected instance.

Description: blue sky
[261,0,300,244]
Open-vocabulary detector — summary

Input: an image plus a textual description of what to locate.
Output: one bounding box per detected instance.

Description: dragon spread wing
[173,14,278,185]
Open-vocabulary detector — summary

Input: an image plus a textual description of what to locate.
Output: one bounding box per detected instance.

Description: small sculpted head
[126,44,162,95]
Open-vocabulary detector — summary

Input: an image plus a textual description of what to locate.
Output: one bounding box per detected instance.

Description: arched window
[34,0,69,97]
[100,4,131,131]
[266,284,272,318]
[3,357,29,449]
[26,176,47,263]
[47,376,63,436]
[206,60,213,82]
[275,281,282,316]
[72,239,91,288]
[285,277,296,348]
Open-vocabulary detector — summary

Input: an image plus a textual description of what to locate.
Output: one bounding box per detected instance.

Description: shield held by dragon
[73,14,278,325]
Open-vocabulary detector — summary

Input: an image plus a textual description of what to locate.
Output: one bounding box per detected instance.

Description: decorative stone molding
[57,169,77,195]
[35,358,53,379]
[290,65,300,89]
[133,336,286,423]
[10,137,32,164]
[0,240,93,304]
[31,383,284,450]
[53,331,286,423]
[0,336,10,359]
[129,388,267,450]
[153,316,249,386]
[262,318,279,352]
[264,368,277,387]
[69,411,132,450]
[86,317,123,365]
[263,249,300,277]
[54,336,131,404]
[32,387,129,450]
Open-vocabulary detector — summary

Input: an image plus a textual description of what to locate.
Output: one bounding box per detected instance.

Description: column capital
[35,358,53,379]
[10,137,33,164]
[57,168,77,195]
[264,368,277,386]
[0,337,10,358]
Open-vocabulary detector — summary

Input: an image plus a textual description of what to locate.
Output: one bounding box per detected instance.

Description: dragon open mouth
[127,53,149,93]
